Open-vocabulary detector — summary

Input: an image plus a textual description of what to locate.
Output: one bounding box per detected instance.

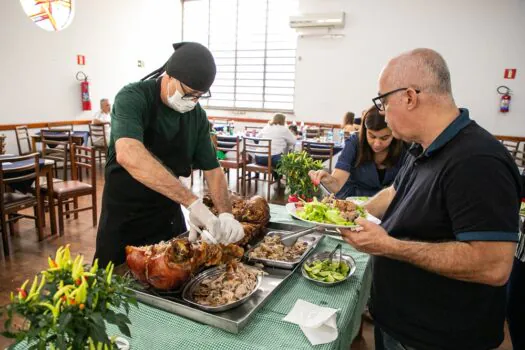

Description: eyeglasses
[372,87,420,111]
[180,81,211,101]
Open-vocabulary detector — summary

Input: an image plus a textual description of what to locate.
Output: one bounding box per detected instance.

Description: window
[20,0,74,32]
[183,0,298,112]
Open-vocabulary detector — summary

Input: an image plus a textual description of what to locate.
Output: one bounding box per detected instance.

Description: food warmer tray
[115,222,325,334]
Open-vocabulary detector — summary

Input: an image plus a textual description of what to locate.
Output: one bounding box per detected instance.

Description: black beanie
[165,42,216,92]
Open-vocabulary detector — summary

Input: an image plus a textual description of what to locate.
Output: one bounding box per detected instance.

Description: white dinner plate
[285,201,381,229]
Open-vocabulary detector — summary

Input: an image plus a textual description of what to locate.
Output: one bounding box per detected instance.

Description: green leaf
[115,313,131,325]
[117,322,131,338]
[58,312,72,331]
[1,330,17,339]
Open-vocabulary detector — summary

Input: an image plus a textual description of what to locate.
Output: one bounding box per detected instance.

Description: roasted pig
[125,238,244,290]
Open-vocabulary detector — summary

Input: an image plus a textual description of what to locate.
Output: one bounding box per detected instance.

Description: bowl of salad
[286,195,380,229]
[301,251,356,286]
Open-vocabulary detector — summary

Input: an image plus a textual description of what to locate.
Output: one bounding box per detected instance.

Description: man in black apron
[94,42,244,267]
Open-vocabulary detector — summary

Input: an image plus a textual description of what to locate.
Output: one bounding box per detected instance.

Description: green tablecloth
[105,205,372,349]
[14,205,372,349]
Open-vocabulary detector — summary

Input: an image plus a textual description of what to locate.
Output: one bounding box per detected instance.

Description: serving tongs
[281,226,325,247]
[328,243,342,265]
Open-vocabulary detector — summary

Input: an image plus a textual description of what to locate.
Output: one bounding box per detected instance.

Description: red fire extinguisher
[497,85,511,113]
[76,71,92,111]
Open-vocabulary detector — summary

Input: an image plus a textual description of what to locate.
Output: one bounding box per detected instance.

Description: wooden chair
[302,141,335,172]
[242,137,278,200]
[88,124,109,163]
[0,153,43,256]
[0,135,5,155]
[305,128,321,139]
[51,145,97,235]
[15,126,34,155]
[40,131,71,181]
[217,135,244,192]
[320,127,334,137]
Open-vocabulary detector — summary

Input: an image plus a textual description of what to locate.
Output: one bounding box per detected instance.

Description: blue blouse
[334,133,406,199]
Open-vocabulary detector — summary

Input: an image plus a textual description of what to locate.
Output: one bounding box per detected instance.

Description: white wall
[291,0,525,135]
[0,0,181,154]
[1,0,524,155]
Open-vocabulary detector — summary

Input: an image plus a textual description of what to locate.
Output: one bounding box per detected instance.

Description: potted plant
[1,245,137,349]
[276,151,323,202]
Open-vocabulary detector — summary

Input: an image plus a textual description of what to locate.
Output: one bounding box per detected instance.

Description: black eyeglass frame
[372,87,421,111]
[170,76,212,101]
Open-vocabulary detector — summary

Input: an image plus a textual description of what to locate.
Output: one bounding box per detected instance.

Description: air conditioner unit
[289,12,345,29]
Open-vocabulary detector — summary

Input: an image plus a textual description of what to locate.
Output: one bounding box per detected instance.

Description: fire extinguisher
[497,85,512,113]
[76,71,92,111]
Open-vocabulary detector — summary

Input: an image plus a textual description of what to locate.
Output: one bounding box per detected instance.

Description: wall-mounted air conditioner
[289,12,345,29]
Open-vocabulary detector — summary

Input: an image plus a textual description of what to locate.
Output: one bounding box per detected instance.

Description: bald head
[382,48,453,98]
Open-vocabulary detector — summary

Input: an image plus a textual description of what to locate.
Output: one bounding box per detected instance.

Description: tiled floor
[0,165,513,349]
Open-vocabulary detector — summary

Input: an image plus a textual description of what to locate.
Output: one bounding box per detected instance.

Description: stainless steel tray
[245,230,324,269]
[182,265,263,313]
[118,222,320,333]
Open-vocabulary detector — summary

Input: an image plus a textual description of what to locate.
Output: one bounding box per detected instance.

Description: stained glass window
[20,0,74,32]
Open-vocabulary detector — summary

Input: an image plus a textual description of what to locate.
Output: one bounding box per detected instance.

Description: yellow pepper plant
[1,245,137,349]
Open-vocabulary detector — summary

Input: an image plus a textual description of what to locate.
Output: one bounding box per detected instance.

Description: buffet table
[105,204,372,350]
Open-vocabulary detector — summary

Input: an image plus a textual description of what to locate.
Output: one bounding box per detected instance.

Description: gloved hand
[187,199,222,243]
[218,213,245,244]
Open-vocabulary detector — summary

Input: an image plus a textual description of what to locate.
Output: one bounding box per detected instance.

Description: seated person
[288,124,299,138]
[255,113,296,177]
[309,106,406,198]
[92,98,111,146]
[341,111,355,133]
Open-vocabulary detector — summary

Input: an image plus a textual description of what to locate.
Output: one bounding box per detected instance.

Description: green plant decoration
[1,245,137,349]
[276,151,323,200]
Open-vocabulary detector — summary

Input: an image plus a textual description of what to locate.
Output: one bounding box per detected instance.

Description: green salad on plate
[295,197,366,226]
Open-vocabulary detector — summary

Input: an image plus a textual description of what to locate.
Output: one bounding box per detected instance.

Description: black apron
[94,79,192,267]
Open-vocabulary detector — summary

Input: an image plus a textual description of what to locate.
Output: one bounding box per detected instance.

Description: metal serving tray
[117,222,322,333]
[245,229,324,269]
[182,265,264,313]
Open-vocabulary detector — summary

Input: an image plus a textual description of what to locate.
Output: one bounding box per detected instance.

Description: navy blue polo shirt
[335,133,406,198]
[371,108,522,350]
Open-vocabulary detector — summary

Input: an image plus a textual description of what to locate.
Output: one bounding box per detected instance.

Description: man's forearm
[364,186,395,219]
[116,139,197,207]
[204,168,232,213]
[385,239,516,286]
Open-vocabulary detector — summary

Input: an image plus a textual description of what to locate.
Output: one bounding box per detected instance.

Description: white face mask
[167,80,197,113]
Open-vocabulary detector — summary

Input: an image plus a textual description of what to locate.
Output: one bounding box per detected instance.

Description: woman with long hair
[309,106,406,198]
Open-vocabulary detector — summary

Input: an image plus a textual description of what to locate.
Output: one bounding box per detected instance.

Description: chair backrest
[0,153,40,208]
[217,136,241,162]
[502,140,519,154]
[320,127,334,136]
[88,124,108,148]
[48,122,73,131]
[71,145,96,185]
[40,130,70,180]
[302,141,335,171]
[0,135,6,155]
[243,136,273,168]
[15,126,33,155]
[305,128,321,138]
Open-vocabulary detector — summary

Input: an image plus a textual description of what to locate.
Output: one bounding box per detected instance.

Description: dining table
[103,205,371,350]
[31,130,90,152]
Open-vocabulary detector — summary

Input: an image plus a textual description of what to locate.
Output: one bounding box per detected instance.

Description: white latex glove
[218,213,245,244]
[187,199,223,243]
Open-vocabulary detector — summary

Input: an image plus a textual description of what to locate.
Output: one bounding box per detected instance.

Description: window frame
[181,0,297,113]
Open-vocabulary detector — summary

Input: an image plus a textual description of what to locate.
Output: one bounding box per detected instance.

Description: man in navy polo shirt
[341,48,521,350]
